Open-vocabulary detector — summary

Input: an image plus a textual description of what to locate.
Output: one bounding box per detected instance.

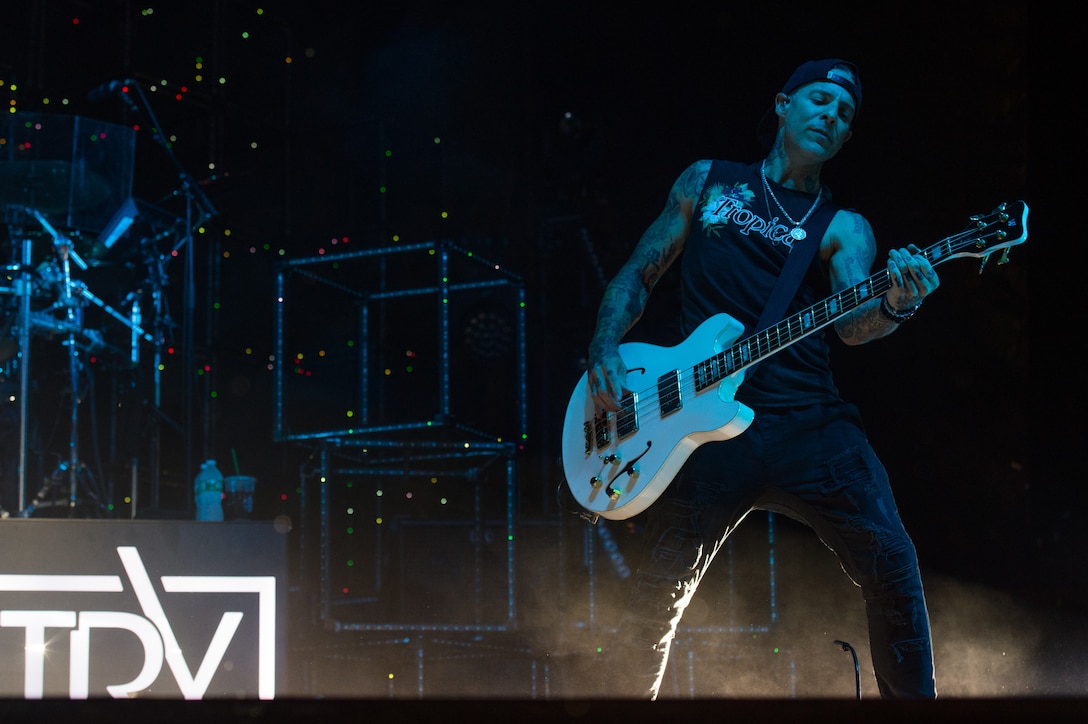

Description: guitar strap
[753,200,840,334]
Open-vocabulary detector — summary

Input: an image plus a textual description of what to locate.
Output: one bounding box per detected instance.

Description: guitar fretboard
[692,207,1015,390]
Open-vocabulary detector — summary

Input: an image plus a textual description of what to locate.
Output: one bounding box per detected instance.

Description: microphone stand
[123,80,218,513]
[833,639,861,700]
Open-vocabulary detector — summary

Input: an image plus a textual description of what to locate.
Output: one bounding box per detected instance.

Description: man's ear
[775,92,791,116]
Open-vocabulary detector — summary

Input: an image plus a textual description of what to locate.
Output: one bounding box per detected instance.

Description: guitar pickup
[658,369,682,416]
[614,391,638,439]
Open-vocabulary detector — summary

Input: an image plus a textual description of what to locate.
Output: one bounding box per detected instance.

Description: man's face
[777,81,855,162]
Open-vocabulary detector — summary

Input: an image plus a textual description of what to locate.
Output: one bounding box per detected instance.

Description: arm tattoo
[590,162,703,355]
[834,213,892,342]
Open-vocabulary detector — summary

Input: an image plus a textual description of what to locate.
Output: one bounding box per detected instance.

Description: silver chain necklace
[761,160,823,242]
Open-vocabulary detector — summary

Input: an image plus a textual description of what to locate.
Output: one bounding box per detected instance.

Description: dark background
[1,0,1080,699]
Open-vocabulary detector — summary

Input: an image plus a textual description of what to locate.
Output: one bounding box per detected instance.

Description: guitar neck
[693,202,1025,391]
[693,270,890,391]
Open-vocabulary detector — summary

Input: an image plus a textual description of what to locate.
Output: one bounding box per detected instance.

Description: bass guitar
[561,201,1029,521]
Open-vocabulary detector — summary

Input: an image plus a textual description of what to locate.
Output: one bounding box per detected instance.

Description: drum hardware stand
[35,207,89,515]
[7,217,35,513]
[141,244,178,512]
[8,206,144,517]
[0,206,45,513]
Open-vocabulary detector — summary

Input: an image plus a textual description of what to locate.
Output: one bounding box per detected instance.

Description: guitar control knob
[626,464,639,477]
[600,453,621,464]
[605,484,621,501]
[590,476,603,489]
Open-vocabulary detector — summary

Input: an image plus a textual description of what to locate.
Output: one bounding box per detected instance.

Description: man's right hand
[587,347,628,412]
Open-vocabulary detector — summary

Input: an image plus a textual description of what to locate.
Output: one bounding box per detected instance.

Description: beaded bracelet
[879,296,922,323]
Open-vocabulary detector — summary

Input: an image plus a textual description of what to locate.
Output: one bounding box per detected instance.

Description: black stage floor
[1,697,1086,723]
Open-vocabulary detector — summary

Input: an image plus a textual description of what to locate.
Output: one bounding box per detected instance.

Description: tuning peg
[998,248,1011,265]
[978,253,991,275]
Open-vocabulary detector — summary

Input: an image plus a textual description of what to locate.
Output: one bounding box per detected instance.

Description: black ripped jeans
[616,402,936,699]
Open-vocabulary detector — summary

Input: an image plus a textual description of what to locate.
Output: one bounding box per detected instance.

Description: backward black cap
[781,59,862,114]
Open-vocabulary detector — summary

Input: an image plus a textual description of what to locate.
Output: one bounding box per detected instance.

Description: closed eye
[810,91,854,123]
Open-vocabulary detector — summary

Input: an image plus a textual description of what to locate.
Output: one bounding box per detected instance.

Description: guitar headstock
[932,200,1029,272]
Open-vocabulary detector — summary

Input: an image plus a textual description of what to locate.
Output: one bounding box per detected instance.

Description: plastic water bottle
[194,459,224,521]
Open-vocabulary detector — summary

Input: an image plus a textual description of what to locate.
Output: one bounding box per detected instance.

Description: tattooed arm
[587,160,708,411]
[828,209,940,345]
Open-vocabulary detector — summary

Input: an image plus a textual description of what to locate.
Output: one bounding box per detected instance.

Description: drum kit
[1,108,204,518]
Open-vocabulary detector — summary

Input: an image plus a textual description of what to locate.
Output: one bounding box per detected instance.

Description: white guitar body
[562,313,755,520]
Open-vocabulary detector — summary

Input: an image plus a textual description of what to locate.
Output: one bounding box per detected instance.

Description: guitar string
[607,221,1008,420]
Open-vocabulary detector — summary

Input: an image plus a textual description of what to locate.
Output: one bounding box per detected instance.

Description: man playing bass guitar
[583,59,939,699]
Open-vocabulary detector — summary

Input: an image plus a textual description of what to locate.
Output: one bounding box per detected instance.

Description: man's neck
[763,153,823,195]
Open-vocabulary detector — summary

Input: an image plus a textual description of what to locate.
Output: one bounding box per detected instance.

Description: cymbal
[0,160,110,215]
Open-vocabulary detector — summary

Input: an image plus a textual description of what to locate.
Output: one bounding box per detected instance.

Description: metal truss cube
[273,239,527,447]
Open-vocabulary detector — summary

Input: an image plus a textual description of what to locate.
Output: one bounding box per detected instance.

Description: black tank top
[679,160,844,408]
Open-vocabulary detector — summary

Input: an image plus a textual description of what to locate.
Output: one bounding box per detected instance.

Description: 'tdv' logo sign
[0,546,276,700]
